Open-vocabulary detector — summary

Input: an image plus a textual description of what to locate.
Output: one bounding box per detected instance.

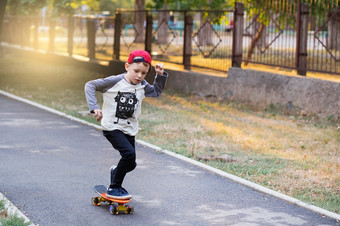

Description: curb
[0,192,34,226]
[1,89,340,222]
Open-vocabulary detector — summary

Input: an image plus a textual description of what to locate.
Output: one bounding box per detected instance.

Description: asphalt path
[0,94,339,226]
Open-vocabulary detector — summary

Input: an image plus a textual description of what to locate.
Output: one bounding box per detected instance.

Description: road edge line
[1,89,339,222]
[0,192,34,225]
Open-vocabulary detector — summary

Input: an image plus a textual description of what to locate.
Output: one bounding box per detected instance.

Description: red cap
[127,50,152,66]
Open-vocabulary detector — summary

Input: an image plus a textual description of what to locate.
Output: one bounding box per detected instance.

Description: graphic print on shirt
[114,91,138,124]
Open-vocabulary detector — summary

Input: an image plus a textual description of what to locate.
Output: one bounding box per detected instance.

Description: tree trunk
[198,0,213,47]
[198,13,213,46]
[48,18,56,52]
[21,17,30,47]
[8,0,18,15]
[245,23,265,65]
[157,5,169,45]
[327,9,340,51]
[135,0,145,43]
[309,15,316,31]
[0,0,7,57]
[253,19,267,50]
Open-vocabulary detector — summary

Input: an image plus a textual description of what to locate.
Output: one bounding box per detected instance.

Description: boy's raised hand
[155,63,164,75]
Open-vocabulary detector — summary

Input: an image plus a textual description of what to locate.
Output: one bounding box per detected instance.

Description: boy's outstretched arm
[155,63,164,75]
[144,63,168,97]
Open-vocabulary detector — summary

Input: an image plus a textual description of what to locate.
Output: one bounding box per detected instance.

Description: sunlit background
[0,0,339,215]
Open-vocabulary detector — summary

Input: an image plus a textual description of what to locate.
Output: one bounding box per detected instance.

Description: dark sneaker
[107,187,132,200]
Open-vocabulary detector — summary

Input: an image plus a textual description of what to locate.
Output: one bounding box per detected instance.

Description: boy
[85,50,168,199]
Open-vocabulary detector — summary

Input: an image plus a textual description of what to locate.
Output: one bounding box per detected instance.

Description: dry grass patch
[139,93,340,213]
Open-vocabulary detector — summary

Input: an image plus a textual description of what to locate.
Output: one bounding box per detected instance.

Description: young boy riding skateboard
[85,50,168,199]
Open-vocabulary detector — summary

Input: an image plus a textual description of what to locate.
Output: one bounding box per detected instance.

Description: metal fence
[240,0,340,75]
[306,0,340,74]
[116,9,234,72]
[242,0,298,69]
[1,1,340,75]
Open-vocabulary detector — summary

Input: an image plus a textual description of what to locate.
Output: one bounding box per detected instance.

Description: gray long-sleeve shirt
[85,72,168,136]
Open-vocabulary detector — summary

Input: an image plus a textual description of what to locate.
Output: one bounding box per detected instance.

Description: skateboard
[92,185,133,215]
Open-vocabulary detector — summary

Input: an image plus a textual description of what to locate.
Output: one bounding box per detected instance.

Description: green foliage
[0,199,31,226]
[7,0,46,15]
[0,199,5,212]
[230,0,339,29]
[146,0,229,10]
[99,0,134,14]
[6,0,80,16]
[307,0,340,16]
[51,0,77,16]
[7,0,135,17]
[48,0,99,17]
[0,215,31,226]
[146,0,232,26]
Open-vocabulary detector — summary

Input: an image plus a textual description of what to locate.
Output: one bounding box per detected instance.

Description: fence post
[183,13,193,70]
[48,18,55,52]
[145,13,153,54]
[20,17,26,47]
[22,16,30,47]
[86,17,96,61]
[0,0,7,56]
[33,17,39,50]
[296,2,309,76]
[232,2,244,67]
[68,15,74,56]
[114,12,122,61]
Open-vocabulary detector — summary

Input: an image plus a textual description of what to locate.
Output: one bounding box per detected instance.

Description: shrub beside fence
[2,1,340,75]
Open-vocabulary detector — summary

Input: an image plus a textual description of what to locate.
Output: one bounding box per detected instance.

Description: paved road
[0,94,339,226]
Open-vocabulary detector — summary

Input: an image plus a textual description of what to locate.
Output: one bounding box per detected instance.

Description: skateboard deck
[92,185,133,215]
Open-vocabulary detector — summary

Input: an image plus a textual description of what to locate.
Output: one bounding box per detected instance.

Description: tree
[47,0,81,17]
[0,0,8,57]
[299,0,340,51]
[146,1,173,46]
[7,0,46,15]
[227,0,274,65]
[327,6,340,51]
[310,0,340,51]
[99,0,134,14]
[135,0,145,43]
[4,0,47,48]
[228,0,300,65]
[157,3,169,45]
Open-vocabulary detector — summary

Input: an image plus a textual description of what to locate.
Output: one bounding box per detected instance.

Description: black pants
[103,130,137,188]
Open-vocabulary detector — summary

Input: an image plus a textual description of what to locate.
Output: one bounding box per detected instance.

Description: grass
[0,199,31,226]
[0,50,339,214]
